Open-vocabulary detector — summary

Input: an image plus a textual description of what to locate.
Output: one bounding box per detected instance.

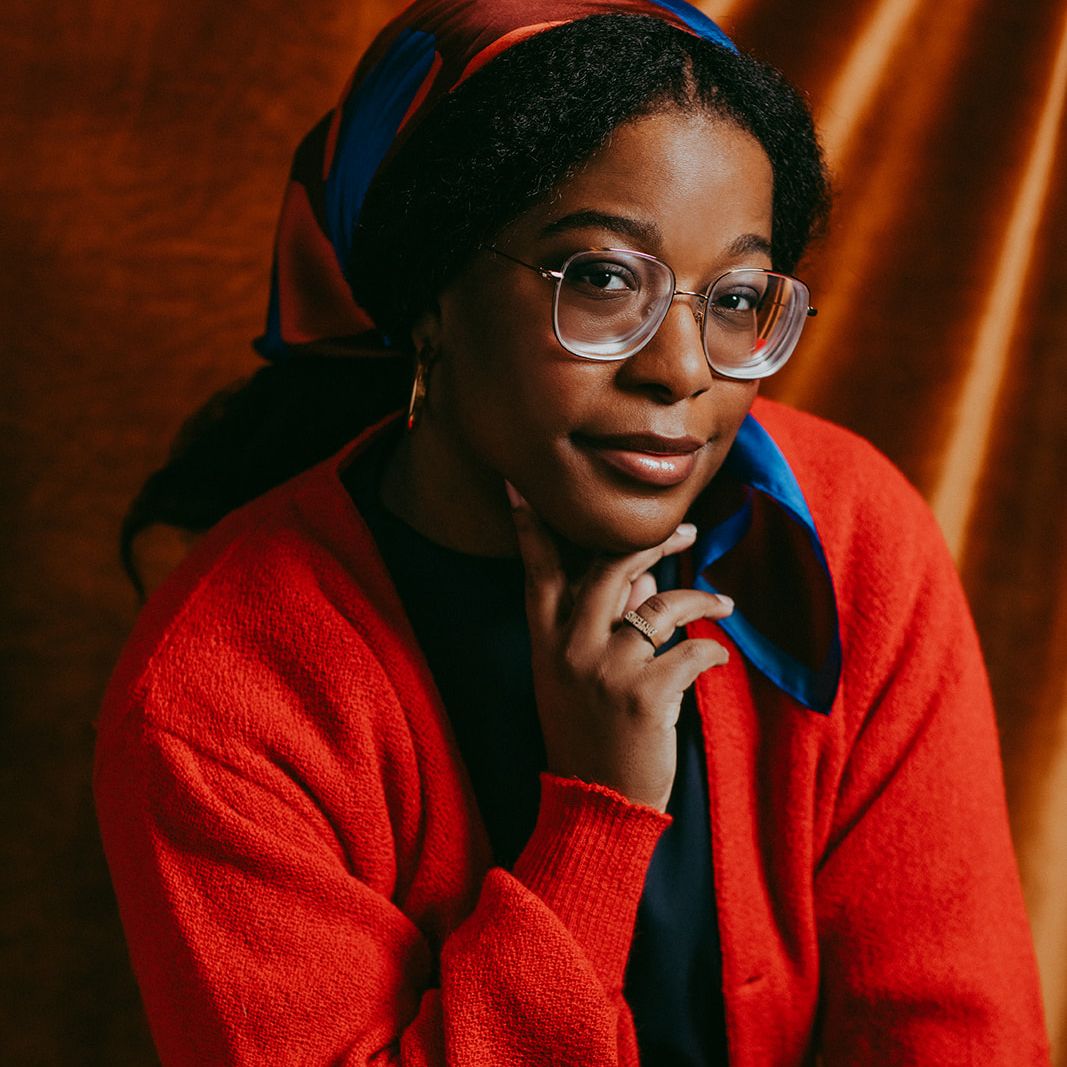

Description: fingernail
[716,594,734,613]
[676,522,697,538]
[504,481,526,509]
[713,645,730,666]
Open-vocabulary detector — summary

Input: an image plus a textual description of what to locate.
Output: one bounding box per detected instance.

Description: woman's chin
[548,502,691,558]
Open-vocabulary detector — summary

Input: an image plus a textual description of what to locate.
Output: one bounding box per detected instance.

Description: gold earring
[406,346,435,431]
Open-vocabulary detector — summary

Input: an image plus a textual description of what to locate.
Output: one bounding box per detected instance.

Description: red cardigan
[94,398,1050,1065]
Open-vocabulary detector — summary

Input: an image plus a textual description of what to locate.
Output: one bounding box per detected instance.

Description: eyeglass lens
[552,250,810,379]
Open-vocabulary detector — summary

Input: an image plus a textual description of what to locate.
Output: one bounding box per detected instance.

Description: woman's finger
[505,482,567,633]
[616,589,734,655]
[623,571,658,615]
[573,523,699,632]
[644,637,731,702]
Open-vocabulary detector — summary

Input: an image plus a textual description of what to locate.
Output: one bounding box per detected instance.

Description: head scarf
[254,0,737,363]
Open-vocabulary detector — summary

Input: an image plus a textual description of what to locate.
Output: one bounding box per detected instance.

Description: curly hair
[351,15,828,341]
[121,14,829,593]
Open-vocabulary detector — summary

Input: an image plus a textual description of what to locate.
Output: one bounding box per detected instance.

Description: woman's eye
[567,262,639,295]
[712,288,761,313]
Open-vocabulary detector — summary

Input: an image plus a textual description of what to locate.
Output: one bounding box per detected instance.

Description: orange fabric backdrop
[1,0,1064,1061]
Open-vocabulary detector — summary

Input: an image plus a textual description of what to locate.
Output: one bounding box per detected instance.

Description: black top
[344,433,728,1065]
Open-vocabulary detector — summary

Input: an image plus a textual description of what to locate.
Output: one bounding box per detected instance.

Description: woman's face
[418,108,774,553]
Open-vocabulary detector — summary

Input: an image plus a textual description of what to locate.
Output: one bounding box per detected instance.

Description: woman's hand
[507,484,733,813]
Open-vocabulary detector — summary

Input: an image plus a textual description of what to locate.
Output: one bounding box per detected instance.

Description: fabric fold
[694,413,842,714]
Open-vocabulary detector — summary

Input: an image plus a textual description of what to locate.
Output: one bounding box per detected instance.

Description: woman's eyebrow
[538,213,771,261]
[539,210,662,247]
[728,233,773,259]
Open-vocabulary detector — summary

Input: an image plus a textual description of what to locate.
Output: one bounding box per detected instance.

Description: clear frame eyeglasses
[486,245,817,380]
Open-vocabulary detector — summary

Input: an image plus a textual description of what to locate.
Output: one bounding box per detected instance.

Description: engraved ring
[622,609,659,648]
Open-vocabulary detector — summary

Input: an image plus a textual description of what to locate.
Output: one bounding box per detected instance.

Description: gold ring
[623,609,658,647]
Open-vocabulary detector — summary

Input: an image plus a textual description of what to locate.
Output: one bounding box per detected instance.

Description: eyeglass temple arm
[482,244,563,281]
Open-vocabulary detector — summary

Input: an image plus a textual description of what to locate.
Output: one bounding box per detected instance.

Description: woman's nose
[616,296,712,402]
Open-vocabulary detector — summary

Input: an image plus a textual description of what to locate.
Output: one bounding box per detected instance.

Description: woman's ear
[410,303,443,355]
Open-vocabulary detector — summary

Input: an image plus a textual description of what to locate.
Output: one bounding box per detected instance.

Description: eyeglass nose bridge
[668,287,711,331]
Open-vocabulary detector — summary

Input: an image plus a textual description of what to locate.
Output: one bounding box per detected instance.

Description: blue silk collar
[691,414,841,714]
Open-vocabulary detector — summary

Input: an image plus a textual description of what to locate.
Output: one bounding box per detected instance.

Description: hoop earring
[406,346,435,431]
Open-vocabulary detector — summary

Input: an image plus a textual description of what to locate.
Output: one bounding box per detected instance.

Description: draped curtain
[0,0,1063,1060]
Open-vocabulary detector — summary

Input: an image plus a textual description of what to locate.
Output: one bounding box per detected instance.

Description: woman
[94,1,1050,1063]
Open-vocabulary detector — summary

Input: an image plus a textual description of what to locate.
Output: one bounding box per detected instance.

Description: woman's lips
[575,433,704,488]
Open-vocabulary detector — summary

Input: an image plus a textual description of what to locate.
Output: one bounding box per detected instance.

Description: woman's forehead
[507,112,773,261]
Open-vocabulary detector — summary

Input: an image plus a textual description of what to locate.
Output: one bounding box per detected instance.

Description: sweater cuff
[512,772,671,993]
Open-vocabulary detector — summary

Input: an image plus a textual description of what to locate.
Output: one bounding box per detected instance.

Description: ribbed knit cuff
[512,773,672,994]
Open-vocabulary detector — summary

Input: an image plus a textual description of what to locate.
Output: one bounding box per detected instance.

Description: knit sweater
[94,397,1050,1065]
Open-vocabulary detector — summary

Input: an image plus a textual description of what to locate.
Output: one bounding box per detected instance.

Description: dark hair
[121,14,829,594]
[351,15,828,339]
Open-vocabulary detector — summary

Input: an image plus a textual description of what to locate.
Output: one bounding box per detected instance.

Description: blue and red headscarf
[256,0,842,714]
[255,0,737,364]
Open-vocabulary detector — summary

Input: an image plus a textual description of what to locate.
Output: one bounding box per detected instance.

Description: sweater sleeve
[811,494,1050,1063]
[94,701,669,1066]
